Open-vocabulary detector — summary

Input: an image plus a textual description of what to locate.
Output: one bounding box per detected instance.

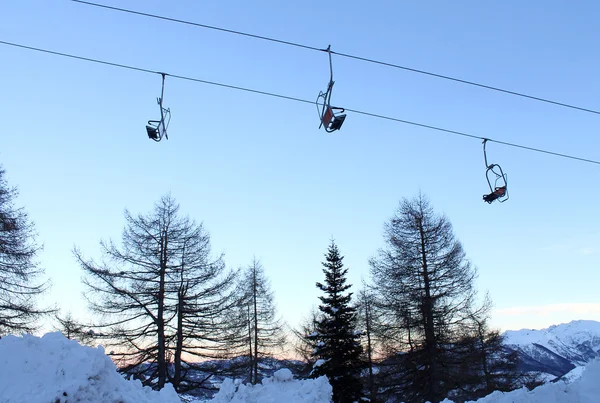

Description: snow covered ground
[443,360,600,403]
[203,369,331,403]
[0,332,598,403]
[0,332,180,403]
[0,333,331,403]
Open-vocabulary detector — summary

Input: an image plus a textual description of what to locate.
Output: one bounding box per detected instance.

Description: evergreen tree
[0,165,50,335]
[310,241,363,403]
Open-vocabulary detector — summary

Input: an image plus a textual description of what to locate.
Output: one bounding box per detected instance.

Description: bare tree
[449,296,537,402]
[369,193,478,403]
[53,311,96,345]
[290,306,322,377]
[356,286,379,402]
[76,194,241,392]
[238,258,286,384]
[169,233,242,393]
[0,165,51,335]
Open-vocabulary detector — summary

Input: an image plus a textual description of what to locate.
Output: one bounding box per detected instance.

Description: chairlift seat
[146,125,159,140]
[329,114,346,131]
[483,186,507,204]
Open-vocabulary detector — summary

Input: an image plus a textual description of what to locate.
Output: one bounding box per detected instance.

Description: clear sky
[2,0,599,334]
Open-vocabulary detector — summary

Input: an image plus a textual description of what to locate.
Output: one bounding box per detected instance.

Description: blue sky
[2,0,599,334]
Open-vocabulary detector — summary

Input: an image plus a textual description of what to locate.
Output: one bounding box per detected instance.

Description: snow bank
[0,332,180,403]
[209,368,332,403]
[3,331,599,403]
[440,359,600,403]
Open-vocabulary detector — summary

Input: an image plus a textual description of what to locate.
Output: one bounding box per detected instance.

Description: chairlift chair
[482,139,509,203]
[146,73,171,142]
[316,45,346,133]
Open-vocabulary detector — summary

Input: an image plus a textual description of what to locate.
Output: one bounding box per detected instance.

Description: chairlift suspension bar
[326,45,334,87]
[482,139,490,168]
[159,73,168,140]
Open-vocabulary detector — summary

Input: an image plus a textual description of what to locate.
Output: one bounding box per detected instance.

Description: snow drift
[209,368,332,403]
[0,333,332,403]
[0,332,180,403]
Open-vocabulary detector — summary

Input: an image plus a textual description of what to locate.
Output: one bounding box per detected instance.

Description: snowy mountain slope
[504,320,600,377]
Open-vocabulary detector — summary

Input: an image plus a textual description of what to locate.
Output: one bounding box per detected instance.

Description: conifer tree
[310,241,363,403]
[53,311,95,345]
[291,307,322,378]
[238,258,286,384]
[0,165,50,335]
[369,193,478,403]
[76,195,241,392]
[450,305,534,402]
[357,287,378,402]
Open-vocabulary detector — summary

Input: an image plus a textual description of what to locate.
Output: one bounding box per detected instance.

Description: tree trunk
[174,281,186,388]
[248,304,253,383]
[156,231,168,389]
[419,219,438,401]
[252,265,259,385]
[365,297,376,401]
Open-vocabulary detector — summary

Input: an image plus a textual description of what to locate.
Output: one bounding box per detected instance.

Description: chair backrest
[322,107,333,127]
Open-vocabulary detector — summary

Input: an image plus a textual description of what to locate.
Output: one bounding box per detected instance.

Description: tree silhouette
[310,240,363,403]
[370,194,478,403]
[76,195,241,392]
[0,165,50,335]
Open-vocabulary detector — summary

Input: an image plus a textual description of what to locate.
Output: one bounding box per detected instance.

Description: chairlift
[146,73,171,142]
[316,45,346,133]
[482,139,508,203]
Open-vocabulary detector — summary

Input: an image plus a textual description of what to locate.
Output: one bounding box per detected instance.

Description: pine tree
[310,240,363,403]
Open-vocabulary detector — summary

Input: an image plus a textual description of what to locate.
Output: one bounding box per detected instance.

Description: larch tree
[310,240,363,403]
[450,299,534,402]
[0,165,50,335]
[369,193,479,403]
[76,194,241,392]
[53,311,95,345]
[291,306,322,378]
[238,258,286,384]
[356,286,379,402]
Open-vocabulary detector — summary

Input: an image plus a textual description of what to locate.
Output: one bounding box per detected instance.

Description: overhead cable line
[71,0,600,117]
[1,39,599,166]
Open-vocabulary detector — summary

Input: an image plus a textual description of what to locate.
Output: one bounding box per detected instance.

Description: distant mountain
[503,320,600,379]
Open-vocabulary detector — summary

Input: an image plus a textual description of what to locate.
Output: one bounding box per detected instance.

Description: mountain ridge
[503,319,600,379]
